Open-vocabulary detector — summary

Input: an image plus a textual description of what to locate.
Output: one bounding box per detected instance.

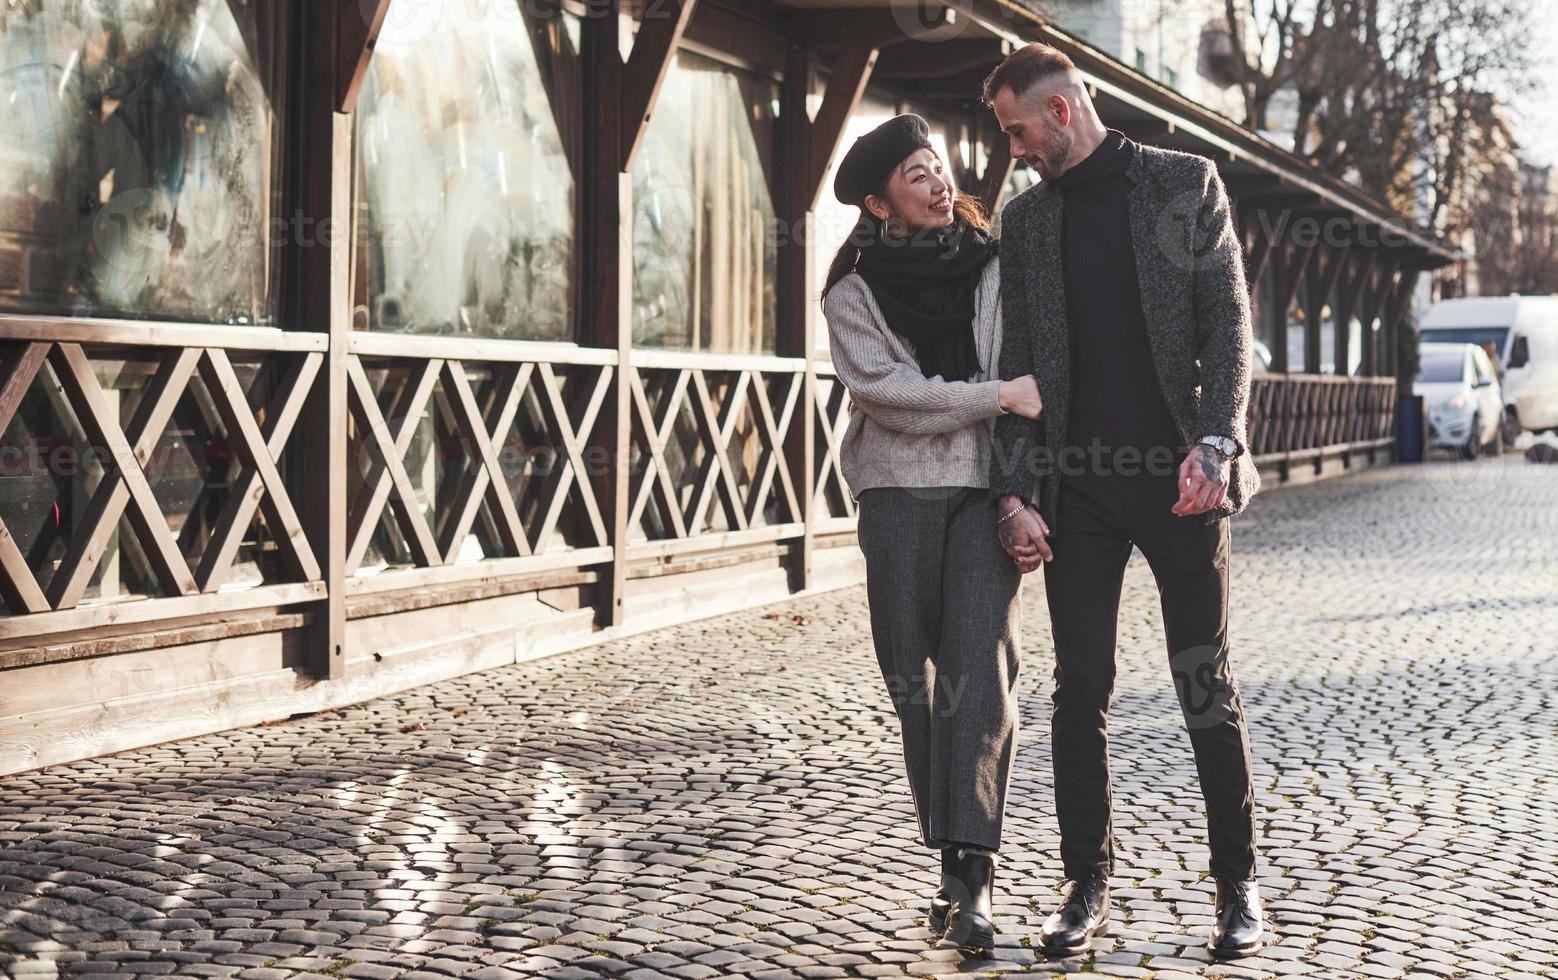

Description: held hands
[1172,443,1230,516]
[998,375,1043,420]
[996,494,1053,574]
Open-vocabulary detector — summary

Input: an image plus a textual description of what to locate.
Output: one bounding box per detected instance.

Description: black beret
[833,114,936,207]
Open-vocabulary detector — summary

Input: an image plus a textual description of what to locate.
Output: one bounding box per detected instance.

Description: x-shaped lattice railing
[0,342,322,614]
[626,366,802,539]
[811,373,857,520]
[345,357,613,572]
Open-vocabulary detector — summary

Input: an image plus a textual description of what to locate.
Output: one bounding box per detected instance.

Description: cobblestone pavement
[3,459,1556,980]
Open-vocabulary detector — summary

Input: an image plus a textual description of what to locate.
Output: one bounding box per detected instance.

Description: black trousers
[1042,465,1257,882]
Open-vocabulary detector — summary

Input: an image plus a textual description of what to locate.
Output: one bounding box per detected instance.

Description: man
[982,43,1266,959]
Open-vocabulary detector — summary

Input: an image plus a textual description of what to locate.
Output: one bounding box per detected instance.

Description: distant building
[1039,0,1249,122]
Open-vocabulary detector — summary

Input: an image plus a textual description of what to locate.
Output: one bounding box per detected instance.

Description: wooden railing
[624,349,807,557]
[1247,374,1397,463]
[811,361,857,535]
[0,324,867,644]
[2,320,1409,644]
[0,319,328,641]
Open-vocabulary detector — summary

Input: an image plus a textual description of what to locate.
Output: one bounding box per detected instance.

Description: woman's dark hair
[820,186,992,308]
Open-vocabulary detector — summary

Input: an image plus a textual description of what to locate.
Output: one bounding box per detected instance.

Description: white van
[1417,296,1558,436]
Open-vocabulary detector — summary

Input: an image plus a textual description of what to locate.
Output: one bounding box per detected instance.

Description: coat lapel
[1127,150,1193,440]
[1022,186,1070,457]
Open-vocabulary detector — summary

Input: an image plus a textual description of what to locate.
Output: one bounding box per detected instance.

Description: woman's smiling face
[864,147,956,234]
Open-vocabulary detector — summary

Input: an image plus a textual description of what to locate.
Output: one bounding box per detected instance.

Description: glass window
[0,0,287,324]
[352,0,580,341]
[1417,349,1466,383]
[1508,333,1530,369]
[1418,326,1509,352]
[632,49,778,354]
[812,90,898,354]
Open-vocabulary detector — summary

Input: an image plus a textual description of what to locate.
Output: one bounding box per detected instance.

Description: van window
[1417,350,1466,383]
[1419,327,1510,359]
[1509,334,1530,369]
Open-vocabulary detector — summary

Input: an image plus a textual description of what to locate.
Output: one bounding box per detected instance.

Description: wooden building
[0,0,1455,776]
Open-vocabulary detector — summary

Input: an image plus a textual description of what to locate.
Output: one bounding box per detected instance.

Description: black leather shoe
[1209,877,1264,958]
[1038,873,1110,956]
[936,848,996,954]
[927,847,955,937]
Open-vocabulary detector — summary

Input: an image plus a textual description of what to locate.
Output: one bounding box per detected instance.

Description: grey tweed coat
[989,142,1262,531]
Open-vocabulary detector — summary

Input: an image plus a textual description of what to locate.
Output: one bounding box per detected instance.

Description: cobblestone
[1,460,1555,978]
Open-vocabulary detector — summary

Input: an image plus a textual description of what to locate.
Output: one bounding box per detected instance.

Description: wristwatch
[1197,434,1240,460]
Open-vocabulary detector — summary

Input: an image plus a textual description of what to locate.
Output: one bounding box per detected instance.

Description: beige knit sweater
[822,257,1008,501]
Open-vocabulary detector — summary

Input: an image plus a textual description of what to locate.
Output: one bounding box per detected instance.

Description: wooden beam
[1242,207,1290,296]
[784,6,947,48]
[0,343,51,615]
[524,0,584,179]
[338,0,392,114]
[978,131,1016,216]
[682,0,789,77]
[622,0,700,172]
[870,38,1004,81]
[1121,117,1176,142]
[808,45,879,213]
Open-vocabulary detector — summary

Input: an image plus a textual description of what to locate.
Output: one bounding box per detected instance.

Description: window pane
[632,49,778,354]
[812,91,899,354]
[1417,350,1464,383]
[352,1,580,341]
[0,0,285,324]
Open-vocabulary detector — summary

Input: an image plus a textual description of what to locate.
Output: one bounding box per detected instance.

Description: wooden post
[286,1,352,679]
[1334,249,1376,377]
[1305,243,1350,374]
[778,43,816,593]
[584,1,697,628]
[584,9,630,629]
[1269,236,1317,375]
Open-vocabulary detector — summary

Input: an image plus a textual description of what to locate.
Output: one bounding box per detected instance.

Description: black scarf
[853,215,998,381]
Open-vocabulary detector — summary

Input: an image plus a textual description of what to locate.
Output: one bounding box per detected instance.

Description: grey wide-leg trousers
[856,485,1023,852]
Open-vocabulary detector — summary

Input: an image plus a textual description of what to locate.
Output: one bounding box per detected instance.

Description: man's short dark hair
[982,42,1077,106]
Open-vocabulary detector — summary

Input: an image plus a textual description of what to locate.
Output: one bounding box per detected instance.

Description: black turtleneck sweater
[1056,129,1184,471]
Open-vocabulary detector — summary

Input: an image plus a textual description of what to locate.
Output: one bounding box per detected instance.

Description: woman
[820,114,1044,954]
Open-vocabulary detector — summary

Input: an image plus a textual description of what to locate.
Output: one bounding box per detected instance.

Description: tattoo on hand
[1195,445,1227,484]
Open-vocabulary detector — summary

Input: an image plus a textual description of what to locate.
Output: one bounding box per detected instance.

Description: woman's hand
[998,375,1043,420]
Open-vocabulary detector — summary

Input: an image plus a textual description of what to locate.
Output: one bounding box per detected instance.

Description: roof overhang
[761,0,1460,268]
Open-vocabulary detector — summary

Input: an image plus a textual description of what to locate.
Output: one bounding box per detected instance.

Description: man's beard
[1035,124,1073,180]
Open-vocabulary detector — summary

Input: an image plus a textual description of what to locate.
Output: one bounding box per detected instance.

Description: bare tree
[1206,0,1537,235]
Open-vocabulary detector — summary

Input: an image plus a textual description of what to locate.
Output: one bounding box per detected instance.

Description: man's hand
[1172,443,1230,516]
[996,494,1054,573]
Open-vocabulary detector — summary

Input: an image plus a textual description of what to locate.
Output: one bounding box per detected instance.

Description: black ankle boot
[1038,872,1110,956]
[927,847,956,936]
[1209,877,1264,958]
[937,847,995,955]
